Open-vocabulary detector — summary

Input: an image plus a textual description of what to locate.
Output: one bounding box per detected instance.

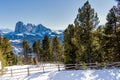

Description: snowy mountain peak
[14,21,51,34]
[3,21,63,46]
[15,21,25,33]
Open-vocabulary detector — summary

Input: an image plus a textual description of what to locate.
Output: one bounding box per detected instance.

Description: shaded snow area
[0,65,120,80]
[12,46,22,56]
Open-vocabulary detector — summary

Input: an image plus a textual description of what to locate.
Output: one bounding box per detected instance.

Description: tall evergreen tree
[114,1,120,61]
[104,1,120,62]
[74,1,99,63]
[2,37,12,56]
[0,37,17,67]
[92,26,105,62]
[6,51,17,66]
[104,5,118,62]
[22,40,30,64]
[32,40,41,61]
[63,24,77,64]
[42,35,51,61]
[22,40,30,57]
[52,36,61,62]
[74,25,84,63]
[115,25,120,61]
[2,37,17,66]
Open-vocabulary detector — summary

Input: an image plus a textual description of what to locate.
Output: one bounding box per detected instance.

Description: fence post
[43,66,45,73]
[75,64,78,70]
[11,69,13,77]
[58,64,60,71]
[27,68,30,76]
[96,62,98,69]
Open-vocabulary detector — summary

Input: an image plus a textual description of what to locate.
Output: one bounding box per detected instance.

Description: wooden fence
[0,62,120,77]
[65,62,120,70]
[0,64,64,77]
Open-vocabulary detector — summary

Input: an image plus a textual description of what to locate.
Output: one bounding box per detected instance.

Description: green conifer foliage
[42,35,51,61]
[32,40,41,63]
[52,36,61,62]
[74,1,99,63]
[63,24,77,64]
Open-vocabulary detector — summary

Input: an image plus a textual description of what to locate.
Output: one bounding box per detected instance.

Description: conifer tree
[74,1,99,63]
[2,37,12,56]
[42,35,51,61]
[32,40,41,61]
[22,40,30,64]
[6,51,17,66]
[0,37,17,66]
[104,5,118,62]
[63,24,77,64]
[92,26,105,62]
[115,25,120,61]
[114,0,120,61]
[2,37,17,66]
[22,40,30,57]
[74,26,84,63]
[104,0,120,62]
[52,36,61,62]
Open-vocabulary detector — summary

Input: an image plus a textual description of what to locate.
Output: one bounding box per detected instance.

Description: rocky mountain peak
[14,21,51,34]
[15,21,25,33]
[3,21,63,46]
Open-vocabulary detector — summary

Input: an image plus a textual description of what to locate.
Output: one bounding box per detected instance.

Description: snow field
[0,64,120,80]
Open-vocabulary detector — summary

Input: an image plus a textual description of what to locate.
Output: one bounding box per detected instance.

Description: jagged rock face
[15,21,51,34]
[26,23,33,33]
[35,24,51,33]
[15,21,26,33]
[3,21,63,46]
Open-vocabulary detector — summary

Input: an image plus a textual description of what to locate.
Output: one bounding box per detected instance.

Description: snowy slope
[1,69,120,80]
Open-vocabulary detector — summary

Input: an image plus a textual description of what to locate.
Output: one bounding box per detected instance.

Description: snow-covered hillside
[0,65,120,80]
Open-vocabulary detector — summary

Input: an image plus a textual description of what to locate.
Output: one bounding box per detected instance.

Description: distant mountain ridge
[1,21,63,46]
[15,21,51,34]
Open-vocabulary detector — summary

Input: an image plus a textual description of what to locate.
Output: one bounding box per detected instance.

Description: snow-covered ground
[0,64,120,80]
[12,46,22,56]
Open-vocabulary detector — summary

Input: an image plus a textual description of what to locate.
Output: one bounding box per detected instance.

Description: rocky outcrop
[3,21,63,46]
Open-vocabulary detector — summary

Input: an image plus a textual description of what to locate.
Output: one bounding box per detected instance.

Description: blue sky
[0,0,117,30]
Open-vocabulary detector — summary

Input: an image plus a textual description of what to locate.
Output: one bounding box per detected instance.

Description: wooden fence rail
[0,64,64,77]
[65,62,120,70]
[0,62,120,77]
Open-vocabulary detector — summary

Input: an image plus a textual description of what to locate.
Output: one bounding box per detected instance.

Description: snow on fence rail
[1,62,120,77]
[1,64,65,77]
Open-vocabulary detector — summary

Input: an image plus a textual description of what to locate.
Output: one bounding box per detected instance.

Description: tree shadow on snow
[23,72,48,80]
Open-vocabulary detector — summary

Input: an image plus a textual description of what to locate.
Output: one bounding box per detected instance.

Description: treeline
[20,35,63,64]
[64,1,120,64]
